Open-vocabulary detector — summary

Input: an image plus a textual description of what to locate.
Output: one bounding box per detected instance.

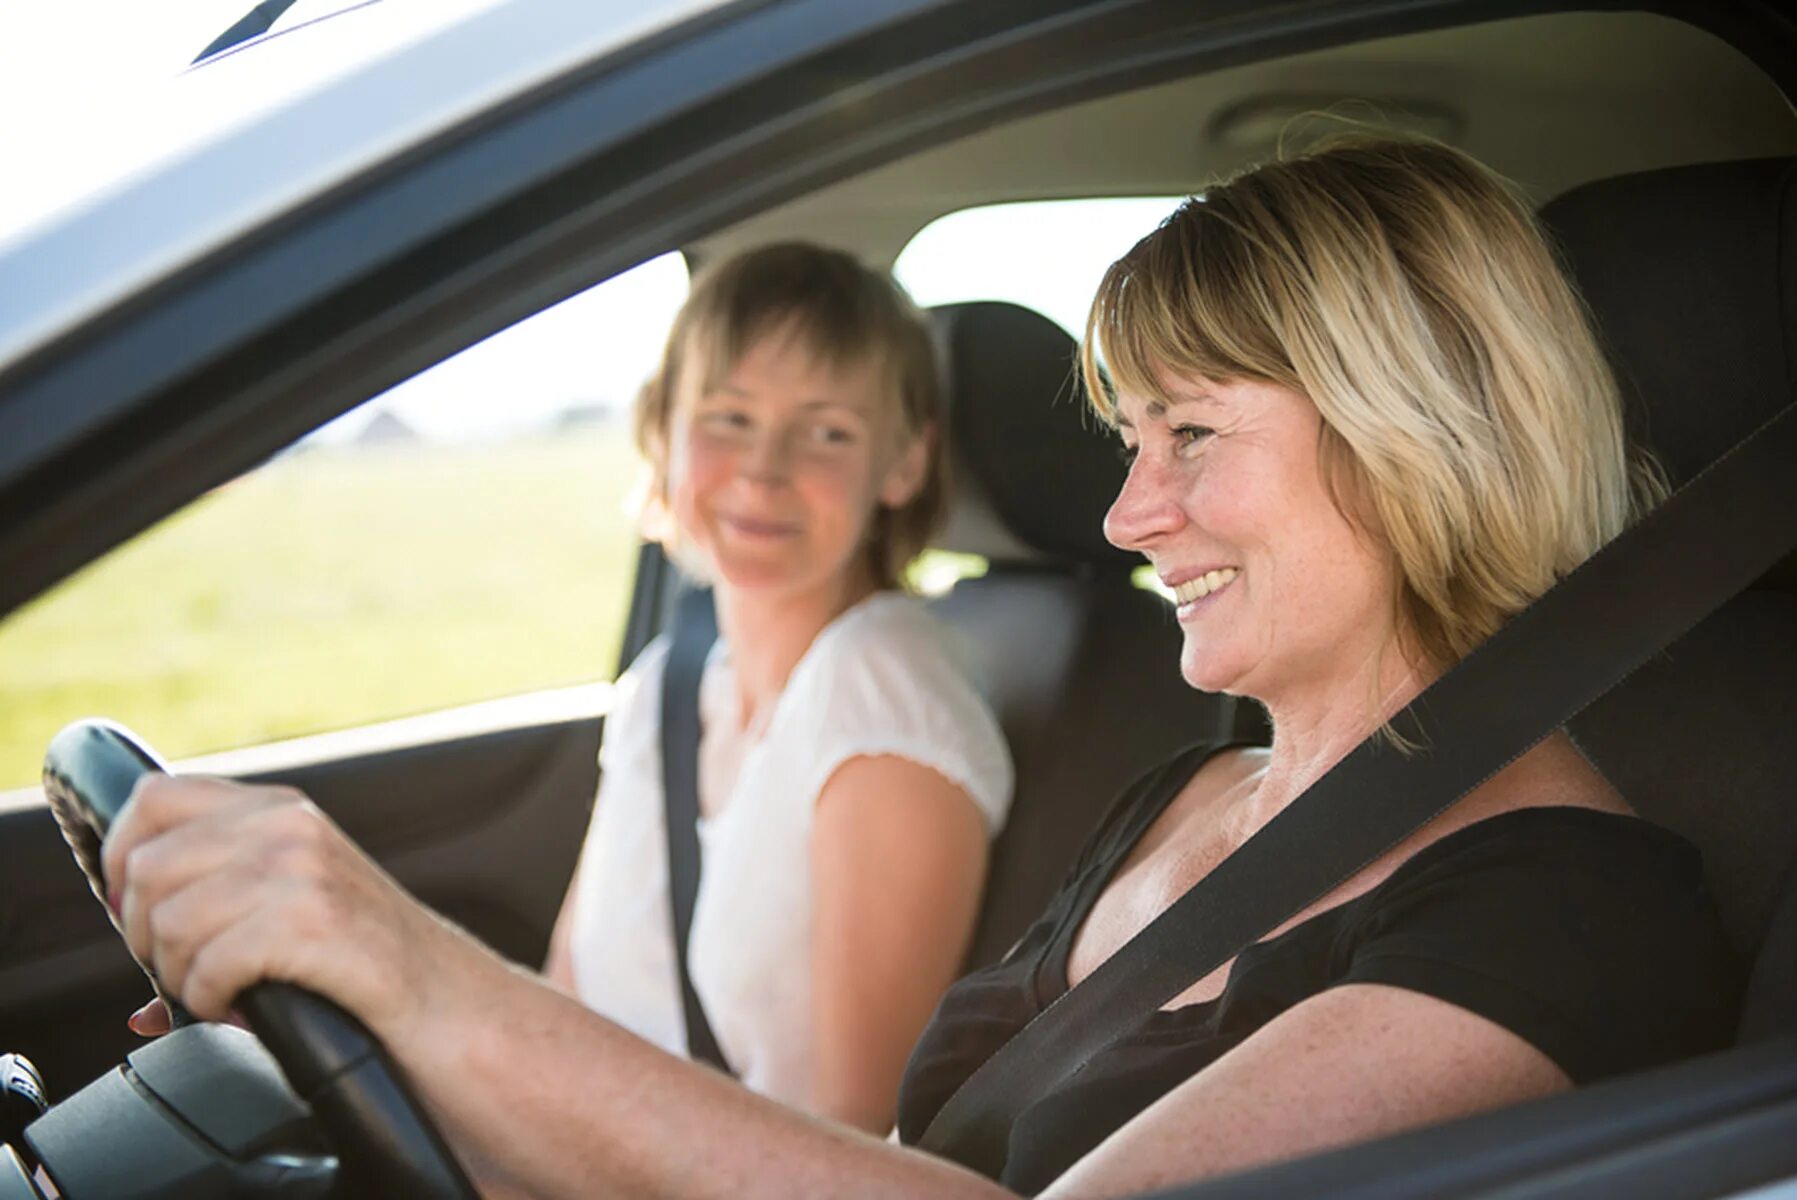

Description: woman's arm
[415,949,1005,1199]
[1041,983,1571,1200]
[100,774,1567,1199]
[808,754,989,1133]
[102,774,1008,1200]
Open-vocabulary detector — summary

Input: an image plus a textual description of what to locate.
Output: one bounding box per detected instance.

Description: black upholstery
[1543,159,1797,1037]
[930,302,1135,567]
[925,302,1234,969]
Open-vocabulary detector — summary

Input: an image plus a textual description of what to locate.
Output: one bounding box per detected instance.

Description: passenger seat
[925,301,1238,969]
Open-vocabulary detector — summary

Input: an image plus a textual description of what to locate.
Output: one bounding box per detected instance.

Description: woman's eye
[1172,424,1215,454]
[1116,441,1140,466]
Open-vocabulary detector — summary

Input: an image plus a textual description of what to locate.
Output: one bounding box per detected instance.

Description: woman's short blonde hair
[1082,135,1664,669]
[634,242,946,591]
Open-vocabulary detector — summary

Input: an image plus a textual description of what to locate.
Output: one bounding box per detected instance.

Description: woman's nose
[1103,454,1185,551]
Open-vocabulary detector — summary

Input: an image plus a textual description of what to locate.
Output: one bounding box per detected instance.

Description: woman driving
[102,136,1739,1199]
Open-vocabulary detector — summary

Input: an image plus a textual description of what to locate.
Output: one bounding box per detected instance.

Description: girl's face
[665,328,927,604]
[1103,370,1399,705]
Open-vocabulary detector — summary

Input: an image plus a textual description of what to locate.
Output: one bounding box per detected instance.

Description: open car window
[894,197,1185,338]
[0,251,687,789]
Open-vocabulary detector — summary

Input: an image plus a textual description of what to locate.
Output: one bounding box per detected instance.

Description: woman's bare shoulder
[1392,731,1635,868]
[1471,731,1635,820]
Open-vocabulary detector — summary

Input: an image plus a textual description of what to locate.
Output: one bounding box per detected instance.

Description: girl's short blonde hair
[634,242,946,590]
[1082,135,1664,669]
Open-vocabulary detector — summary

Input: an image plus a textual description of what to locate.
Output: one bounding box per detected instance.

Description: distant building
[354,410,419,446]
[554,403,623,432]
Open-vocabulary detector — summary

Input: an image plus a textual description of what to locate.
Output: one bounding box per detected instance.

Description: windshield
[0,0,506,251]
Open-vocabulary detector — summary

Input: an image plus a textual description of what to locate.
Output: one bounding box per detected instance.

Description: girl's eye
[809,423,855,446]
[700,408,751,431]
[1116,441,1140,466]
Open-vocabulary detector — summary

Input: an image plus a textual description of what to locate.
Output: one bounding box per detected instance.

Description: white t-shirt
[566,592,1013,1109]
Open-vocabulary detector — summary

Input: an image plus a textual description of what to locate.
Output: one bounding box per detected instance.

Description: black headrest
[929,302,1134,569]
[1540,158,1797,487]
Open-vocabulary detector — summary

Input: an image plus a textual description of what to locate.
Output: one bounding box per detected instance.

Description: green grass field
[0,429,645,789]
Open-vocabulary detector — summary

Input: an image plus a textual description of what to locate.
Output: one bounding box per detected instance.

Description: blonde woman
[107,140,1737,1198]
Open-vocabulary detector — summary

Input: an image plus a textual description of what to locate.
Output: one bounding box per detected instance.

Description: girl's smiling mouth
[720,513,801,539]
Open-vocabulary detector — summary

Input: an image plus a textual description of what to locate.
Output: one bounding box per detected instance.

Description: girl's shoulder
[818,589,945,646]
[786,590,1016,828]
[799,592,970,694]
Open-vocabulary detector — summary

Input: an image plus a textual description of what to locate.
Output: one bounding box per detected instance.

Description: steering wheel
[41,721,479,1200]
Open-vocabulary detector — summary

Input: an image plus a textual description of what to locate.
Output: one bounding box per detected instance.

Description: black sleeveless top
[897,741,1742,1195]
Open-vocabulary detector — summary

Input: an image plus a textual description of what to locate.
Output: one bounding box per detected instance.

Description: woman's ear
[880,422,933,508]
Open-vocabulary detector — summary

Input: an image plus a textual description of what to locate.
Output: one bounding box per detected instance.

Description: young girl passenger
[543,243,1013,1133]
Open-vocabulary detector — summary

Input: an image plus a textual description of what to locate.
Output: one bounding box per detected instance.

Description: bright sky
[0,1,1188,445]
[0,2,250,233]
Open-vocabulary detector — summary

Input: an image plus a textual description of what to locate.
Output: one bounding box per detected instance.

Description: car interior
[4,2,1797,1196]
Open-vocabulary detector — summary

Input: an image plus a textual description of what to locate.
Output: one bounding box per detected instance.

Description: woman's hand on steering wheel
[47,722,485,1198]
[101,775,461,1056]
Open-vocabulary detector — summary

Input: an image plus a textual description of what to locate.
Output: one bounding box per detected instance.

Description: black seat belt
[920,399,1797,1176]
[660,585,734,1076]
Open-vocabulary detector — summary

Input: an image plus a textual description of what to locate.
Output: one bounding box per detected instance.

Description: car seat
[1543,157,1797,1041]
[924,301,1239,970]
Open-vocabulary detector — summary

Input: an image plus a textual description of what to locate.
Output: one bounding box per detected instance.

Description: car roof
[703,11,1797,270]
[9,4,1792,392]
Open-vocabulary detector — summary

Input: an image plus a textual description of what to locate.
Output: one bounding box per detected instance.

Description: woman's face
[1104,370,1398,703]
[666,328,926,603]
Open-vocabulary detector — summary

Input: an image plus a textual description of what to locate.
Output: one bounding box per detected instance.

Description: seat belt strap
[660,585,734,1076]
[920,398,1797,1175]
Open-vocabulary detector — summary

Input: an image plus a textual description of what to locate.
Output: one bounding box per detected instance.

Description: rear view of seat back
[1543,158,1797,1040]
[925,302,1237,969]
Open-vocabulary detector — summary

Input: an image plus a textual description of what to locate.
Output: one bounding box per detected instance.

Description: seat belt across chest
[660,585,734,1076]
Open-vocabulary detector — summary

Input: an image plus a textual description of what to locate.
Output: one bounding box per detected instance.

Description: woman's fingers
[140,855,297,1013]
[176,903,304,1022]
[109,780,308,971]
[99,773,437,1036]
[127,997,172,1037]
[102,774,269,897]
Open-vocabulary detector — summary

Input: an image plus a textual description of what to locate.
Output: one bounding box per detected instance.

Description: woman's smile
[1166,566,1240,618]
